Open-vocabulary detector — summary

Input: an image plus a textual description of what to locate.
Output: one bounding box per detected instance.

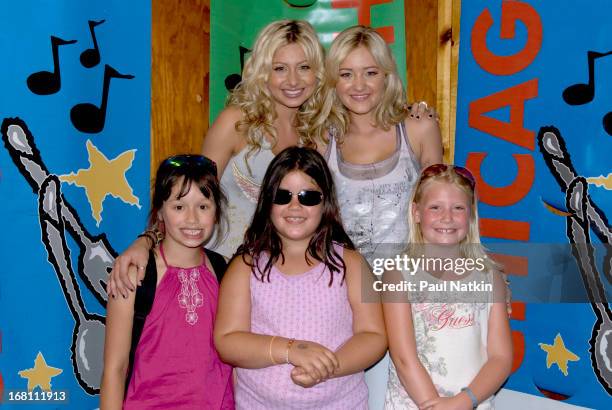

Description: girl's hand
[419,393,472,410]
[290,366,320,388]
[288,340,339,381]
[106,238,150,298]
[407,101,439,121]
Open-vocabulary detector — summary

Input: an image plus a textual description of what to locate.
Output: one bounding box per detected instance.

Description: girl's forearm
[393,358,439,405]
[333,332,386,377]
[464,355,512,404]
[216,331,289,368]
[133,234,152,250]
[99,370,126,410]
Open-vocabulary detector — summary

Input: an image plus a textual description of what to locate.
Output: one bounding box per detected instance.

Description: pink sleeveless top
[234,245,368,409]
[124,245,234,409]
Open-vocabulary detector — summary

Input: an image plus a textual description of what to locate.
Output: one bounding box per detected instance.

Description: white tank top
[326,122,421,264]
[212,140,275,258]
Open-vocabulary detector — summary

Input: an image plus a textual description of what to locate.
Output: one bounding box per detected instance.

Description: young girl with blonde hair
[383,164,512,409]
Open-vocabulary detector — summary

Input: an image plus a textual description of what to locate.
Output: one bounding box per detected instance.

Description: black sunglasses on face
[273,189,323,206]
[162,154,218,176]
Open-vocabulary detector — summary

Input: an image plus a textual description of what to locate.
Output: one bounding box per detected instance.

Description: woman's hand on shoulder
[407,101,439,121]
[202,105,245,176]
[404,102,443,168]
[107,239,151,298]
[107,266,139,307]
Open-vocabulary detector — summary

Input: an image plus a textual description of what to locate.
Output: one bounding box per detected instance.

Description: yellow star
[587,172,612,190]
[539,333,580,376]
[18,352,63,391]
[59,140,141,226]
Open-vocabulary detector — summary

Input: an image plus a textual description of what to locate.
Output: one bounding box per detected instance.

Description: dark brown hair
[148,155,227,247]
[238,147,354,285]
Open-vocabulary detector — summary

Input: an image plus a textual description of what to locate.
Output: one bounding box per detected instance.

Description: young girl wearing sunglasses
[383,164,512,410]
[214,147,386,409]
[100,155,234,409]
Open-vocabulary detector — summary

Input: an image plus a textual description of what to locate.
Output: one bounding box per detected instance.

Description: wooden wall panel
[405,0,460,163]
[404,0,438,110]
[151,0,210,171]
[448,0,461,162]
[436,0,453,162]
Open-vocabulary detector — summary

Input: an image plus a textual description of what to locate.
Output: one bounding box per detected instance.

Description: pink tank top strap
[158,242,169,268]
[158,242,206,269]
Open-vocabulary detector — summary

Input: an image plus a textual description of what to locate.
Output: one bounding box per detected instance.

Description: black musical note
[224,46,251,91]
[603,111,611,136]
[27,36,77,95]
[80,20,106,69]
[70,64,134,134]
[563,50,612,135]
[563,51,612,105]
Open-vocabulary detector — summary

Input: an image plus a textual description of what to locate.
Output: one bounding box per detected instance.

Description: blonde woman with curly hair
[203,19,325,257]
[108,20,325,293]
[313,25,444,409]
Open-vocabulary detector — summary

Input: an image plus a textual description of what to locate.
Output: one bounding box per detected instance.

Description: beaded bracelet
[136,232,155,248]
[137,229,163,248]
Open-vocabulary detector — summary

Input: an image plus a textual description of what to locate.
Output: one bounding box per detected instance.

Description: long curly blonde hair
[311,25,408,144]
[227,20,325,155]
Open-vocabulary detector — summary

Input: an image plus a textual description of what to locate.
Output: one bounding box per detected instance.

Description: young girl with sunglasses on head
[214,146,386,409]
[383,164,512,410]
[100,155,234,409]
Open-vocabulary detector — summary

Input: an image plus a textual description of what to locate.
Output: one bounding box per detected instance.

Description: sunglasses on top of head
[273,189,323,206]
[420,163,476,190]
[162,154,217,177]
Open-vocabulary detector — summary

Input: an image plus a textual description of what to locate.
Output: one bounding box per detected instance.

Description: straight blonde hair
[311,25,408,144]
